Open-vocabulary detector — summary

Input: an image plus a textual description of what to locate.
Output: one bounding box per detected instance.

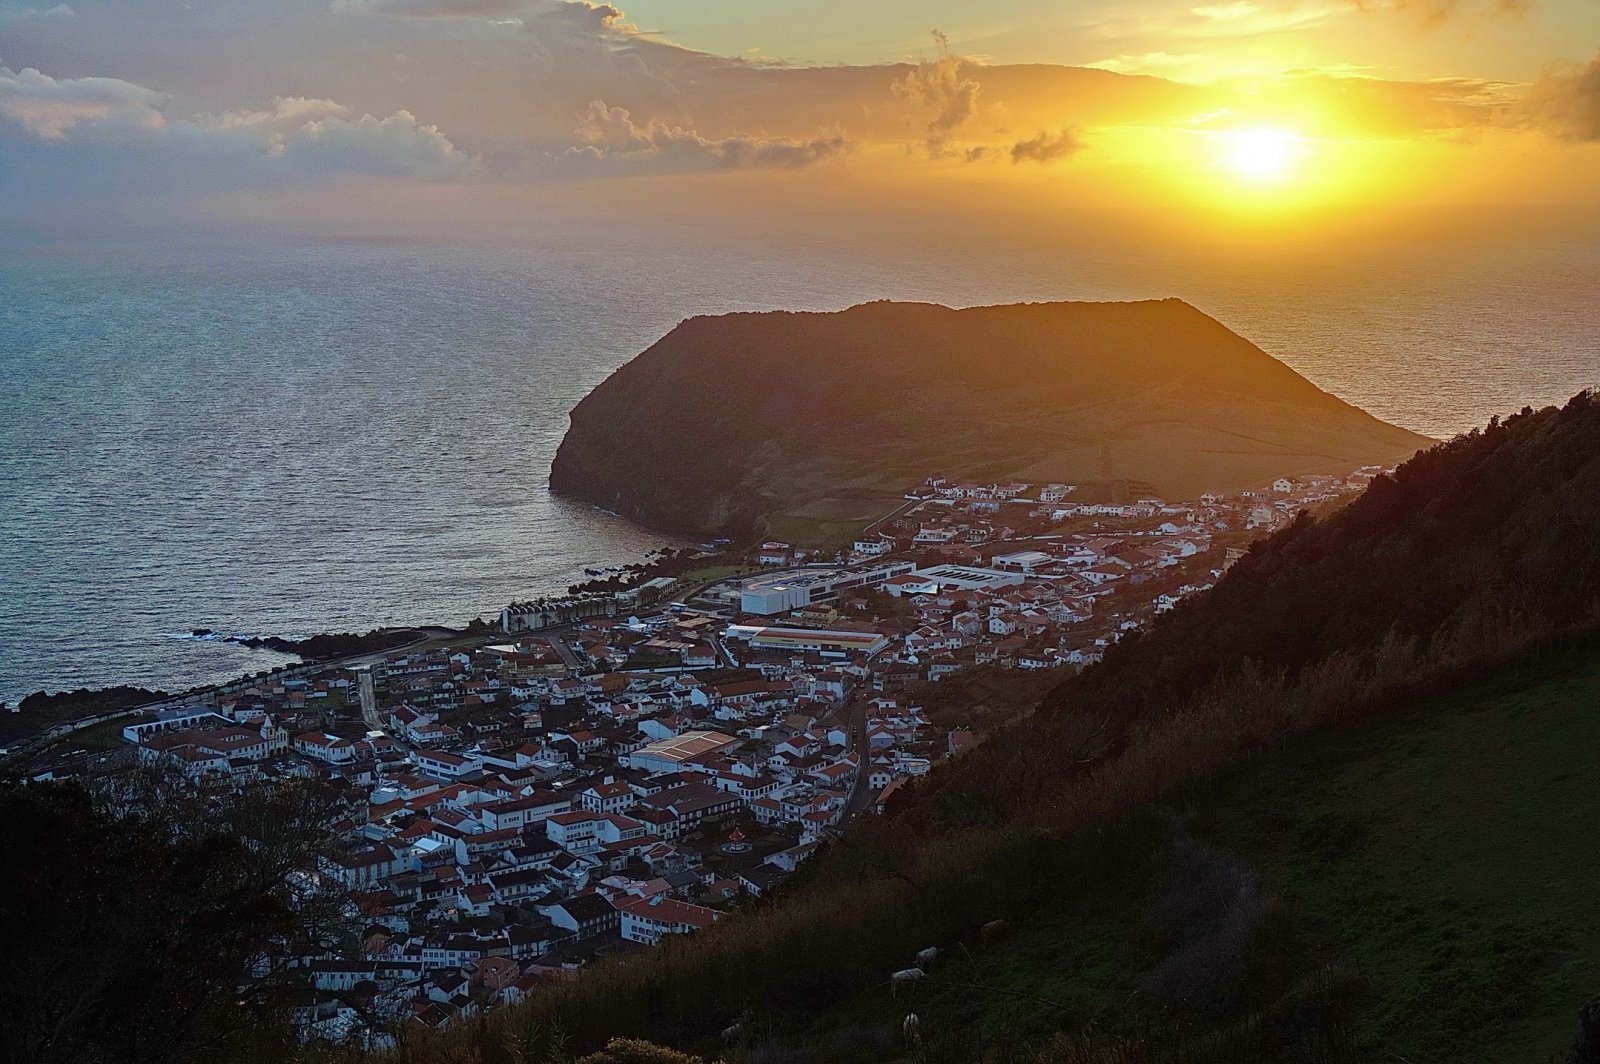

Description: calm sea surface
[3,228,1597,702]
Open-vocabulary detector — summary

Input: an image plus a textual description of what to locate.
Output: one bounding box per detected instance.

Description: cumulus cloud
[892,29,982,158]
[274,109,478,177]
[0,65,479,179]
[181,99,479,178]
[566,100,847,171]
[1010,128,1084,164]
[547,0,626,33]
[1518,51,1600,141]
[517,1,657,73]
[199,96,350,134]
[0,63,165,139]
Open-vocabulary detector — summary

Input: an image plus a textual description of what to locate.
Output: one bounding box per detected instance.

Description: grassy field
[767,907,1144,1061]
[673,564,758,585]
[1193,655,1600,1063]
[60,716,135,753]
[662,564,762,601]
[763,514,871,548]
[754,651,1600,1062]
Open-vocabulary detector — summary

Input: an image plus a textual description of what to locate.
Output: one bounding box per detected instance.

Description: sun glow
[1224,128,1300,182]
[1100,119,1397,222]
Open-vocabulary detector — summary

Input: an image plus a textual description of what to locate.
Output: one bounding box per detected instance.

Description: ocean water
[3,226,1597,703]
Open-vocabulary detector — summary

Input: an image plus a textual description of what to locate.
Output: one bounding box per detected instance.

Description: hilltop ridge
[550,298,1431,541]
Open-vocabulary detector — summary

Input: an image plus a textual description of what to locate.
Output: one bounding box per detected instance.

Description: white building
[724,625,891,658]
[991,549,1053,573]
[626,730,741,775]
[908,565,1025,593]
[1038,483,1076,502]
[414,749,482,779]
[738,562,916,615]
[616,895,720,945]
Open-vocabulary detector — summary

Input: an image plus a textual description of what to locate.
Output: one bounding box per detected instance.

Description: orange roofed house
[616,894,721,945]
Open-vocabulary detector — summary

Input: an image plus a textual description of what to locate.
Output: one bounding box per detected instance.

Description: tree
[0,770,349,1064]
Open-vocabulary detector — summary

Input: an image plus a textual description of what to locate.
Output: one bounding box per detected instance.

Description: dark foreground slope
[549,299,1430,540]
[387,393,1600,1064]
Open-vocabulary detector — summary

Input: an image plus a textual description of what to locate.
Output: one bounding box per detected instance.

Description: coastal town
[7,468,1386,1047]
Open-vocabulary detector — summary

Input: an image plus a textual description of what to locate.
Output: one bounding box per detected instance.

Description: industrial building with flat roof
[738,561,916,615]
[910,565,1028,592]
[725,625,891,657]
[990,549,1055,572]
[626,730,741,774]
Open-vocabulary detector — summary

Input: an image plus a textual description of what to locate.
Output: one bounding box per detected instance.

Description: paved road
[546,637,583,672]
[355,668,421,759]
[357,669,382,733]
[860,497,921,539]
[841,699,875,822]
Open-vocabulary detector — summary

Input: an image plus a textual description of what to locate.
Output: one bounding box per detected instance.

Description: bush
[575,1040,707,1064]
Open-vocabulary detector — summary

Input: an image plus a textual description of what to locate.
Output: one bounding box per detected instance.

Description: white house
[1038,483,1076,502]
[295,732,357,764]
[616,895,720,945]
[546,810,605,853]
[883,574,941,597]
[415,749,482,780]
[757,542,792,566]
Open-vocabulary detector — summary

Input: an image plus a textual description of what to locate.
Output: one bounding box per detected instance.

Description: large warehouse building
[909,564,1027,593]
[738,561,916,615]
[625,730,742,774]
[725,625,891,658]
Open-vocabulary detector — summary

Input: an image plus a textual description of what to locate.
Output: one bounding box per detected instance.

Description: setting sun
[1225,128,1300,182]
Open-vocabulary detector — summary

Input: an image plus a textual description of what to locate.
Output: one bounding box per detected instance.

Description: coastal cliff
[550,299,1432,541]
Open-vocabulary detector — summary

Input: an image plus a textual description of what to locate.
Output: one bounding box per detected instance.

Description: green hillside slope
[1196,647,1600,1063]
[756,641,1600,1063]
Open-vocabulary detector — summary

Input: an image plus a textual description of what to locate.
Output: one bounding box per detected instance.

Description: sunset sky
[2,0,1597,236]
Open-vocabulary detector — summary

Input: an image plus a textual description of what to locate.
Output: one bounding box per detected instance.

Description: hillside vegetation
[374,393,1600,1063]
[0,685,165,742]
[549,300,1430,540]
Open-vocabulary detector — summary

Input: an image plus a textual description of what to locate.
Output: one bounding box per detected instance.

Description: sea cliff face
[551,370,765,539]
[550,299,1433,541]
